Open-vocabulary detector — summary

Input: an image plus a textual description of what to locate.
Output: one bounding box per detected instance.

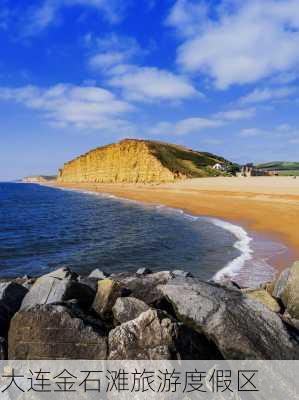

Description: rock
[282,312,299,331]
[112,297,150,324]
[159,279,299,359]
[272,268,290,300]
[108,309,177,360]
[0,337,7,360]
[218,279,242,291]
[243,289,281,313]
[21,276,95,310]
[22,278,36,290]
[136,267,152,275]
[174,323,223,360]
[92,279,127,319]
[263,281,275,296]
[78,276,98,292]
[172,270,193,278]
[281,262,299,319]
[8,304,107,359]
[115,271,175,305]
[46,267,77,280]
[0,282,28,335]
[109,308,223,360]
[88,269,109,279]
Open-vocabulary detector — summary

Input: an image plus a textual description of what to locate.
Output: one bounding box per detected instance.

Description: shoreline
[51,177,299,277]
[56,185,277,285]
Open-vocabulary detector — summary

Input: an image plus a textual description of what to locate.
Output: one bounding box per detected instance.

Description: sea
[0,182,288,285]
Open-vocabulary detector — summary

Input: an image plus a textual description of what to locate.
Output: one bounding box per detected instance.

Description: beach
[54,176,299,273]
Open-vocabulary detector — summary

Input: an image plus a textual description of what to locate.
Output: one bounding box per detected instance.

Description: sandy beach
[54,176,299,272]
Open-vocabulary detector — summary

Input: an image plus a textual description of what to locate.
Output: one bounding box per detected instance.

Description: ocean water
[0,183,285,284]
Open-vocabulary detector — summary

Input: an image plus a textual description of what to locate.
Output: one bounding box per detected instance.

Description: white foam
[205,217,254,282]
[51,185,276,284]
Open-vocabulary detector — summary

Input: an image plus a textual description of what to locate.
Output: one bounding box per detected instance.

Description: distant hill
[255,161,299,176]
[21,175,57,183]
[57,139,234,184]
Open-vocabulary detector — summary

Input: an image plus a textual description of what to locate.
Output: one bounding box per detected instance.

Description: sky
[0,0,299,180]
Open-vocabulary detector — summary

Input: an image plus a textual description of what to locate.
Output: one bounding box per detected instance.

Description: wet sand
[53,176,299,273]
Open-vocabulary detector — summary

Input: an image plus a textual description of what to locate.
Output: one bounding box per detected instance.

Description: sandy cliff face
[57,140,176,184]
[57,139,230,184]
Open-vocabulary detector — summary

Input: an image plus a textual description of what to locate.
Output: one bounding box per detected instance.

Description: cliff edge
[21,175,57,183]
[57,139,231,184]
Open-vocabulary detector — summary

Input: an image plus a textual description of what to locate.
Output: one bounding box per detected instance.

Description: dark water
[0,183,240,280]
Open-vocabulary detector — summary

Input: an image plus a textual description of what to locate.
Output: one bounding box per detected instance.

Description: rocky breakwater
[0,263,299,360]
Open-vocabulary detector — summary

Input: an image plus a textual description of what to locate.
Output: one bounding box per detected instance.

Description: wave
[154,207,255,281]
[52,185,277,284]
[206,218,254,282]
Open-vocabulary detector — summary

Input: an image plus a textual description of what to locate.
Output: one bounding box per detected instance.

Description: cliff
[57,139,231,184]
[22,175,57,183]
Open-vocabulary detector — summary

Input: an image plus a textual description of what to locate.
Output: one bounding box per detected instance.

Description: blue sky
[0,0,299,180]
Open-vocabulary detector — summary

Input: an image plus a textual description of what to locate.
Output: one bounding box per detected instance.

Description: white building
[213,163,226,171]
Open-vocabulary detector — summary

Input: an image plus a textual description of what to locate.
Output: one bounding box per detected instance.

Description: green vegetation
[276,170,299,176]
[148,140,234,178]
[255,161,299,176]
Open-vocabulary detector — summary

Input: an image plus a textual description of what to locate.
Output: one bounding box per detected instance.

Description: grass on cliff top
[148,141,232,177]
[255,161,299,176]
[255,161,299,170]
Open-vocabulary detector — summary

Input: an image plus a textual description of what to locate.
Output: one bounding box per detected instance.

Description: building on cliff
[237,164,278,177]
[57,139,233,184]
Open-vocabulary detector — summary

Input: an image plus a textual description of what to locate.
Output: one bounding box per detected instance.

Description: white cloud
[0,84,134,132]
[25,0,124,35]
[172,0,299,88]
[239,128,266,137]
[86,31,198,102]
[107,65,199,102]
[289,138,299,144]
[270,72,298,85]
[149,117,223,136]
[214,108,256,121]
[88,34,141,70]
[240,87,297,104]
[277,123,292,132]
[148,104,256,136]
[202,138,223,145]
[89,52,127,69]
[166,0,207,37]
[239,123,299,142]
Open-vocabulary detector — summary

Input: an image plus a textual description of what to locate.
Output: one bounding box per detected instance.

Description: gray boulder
[283,312,299,331]
[114,271,175,305]
[159,279,299,359]
[112,297,150,324]
[172,270,194,278]
[109,308,222,360]
[108,309,177,360]
[272,268,290,300]
[0,282,28,335]
[21,274,95,310]
[281,262,299,319]
[0,337,7,360]
[8,304,107,359]
[45,267,77,280]
[78,276,98,292]
[136,267,152,275]
[92,279,127,319]
[88,269,109,279]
